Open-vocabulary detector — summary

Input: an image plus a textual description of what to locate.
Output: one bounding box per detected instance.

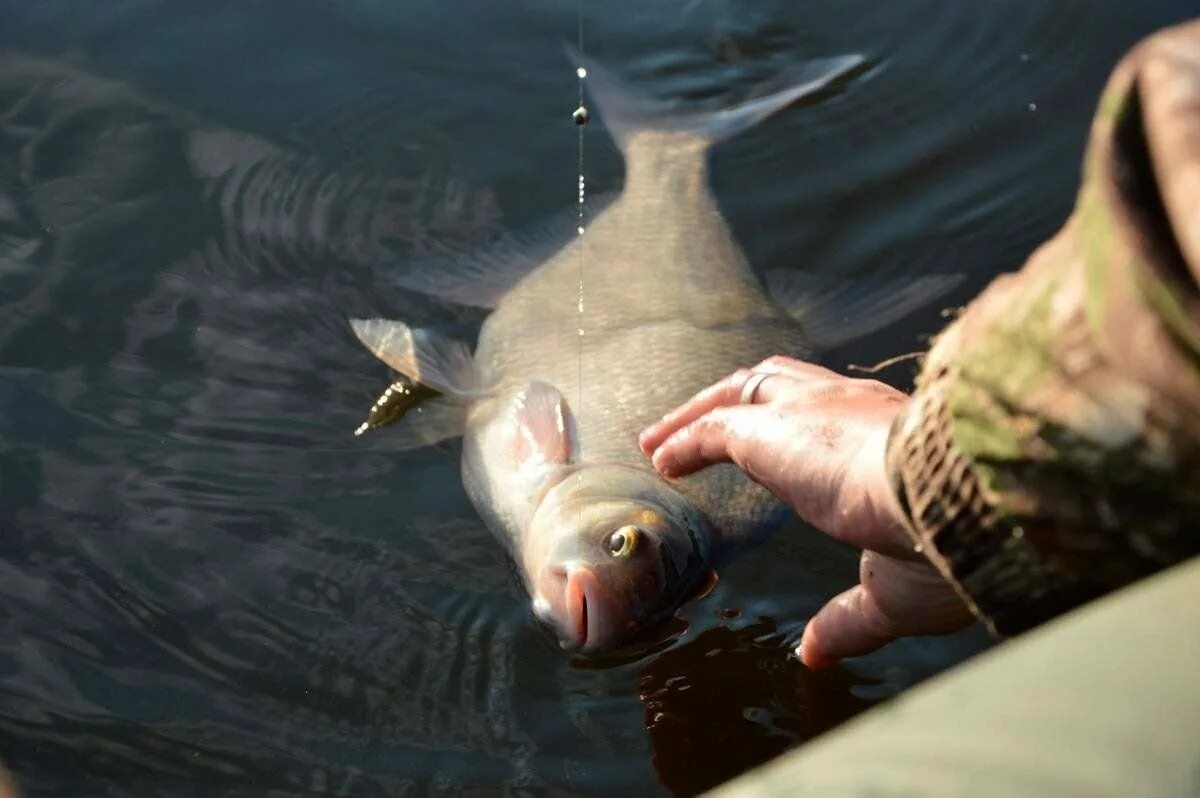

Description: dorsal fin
[568,45,865,155]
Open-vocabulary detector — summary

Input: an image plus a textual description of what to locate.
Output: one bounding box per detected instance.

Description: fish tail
[567,44,865,154]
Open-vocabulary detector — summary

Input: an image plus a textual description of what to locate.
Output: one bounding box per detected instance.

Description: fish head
[526,465,715,653]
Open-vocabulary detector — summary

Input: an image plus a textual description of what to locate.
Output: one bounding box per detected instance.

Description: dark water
[0,2,1194,796]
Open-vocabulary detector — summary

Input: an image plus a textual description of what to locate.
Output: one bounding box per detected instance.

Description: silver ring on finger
[739,371,771,405]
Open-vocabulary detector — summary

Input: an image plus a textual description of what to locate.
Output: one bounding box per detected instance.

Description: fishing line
[572,1,588,487]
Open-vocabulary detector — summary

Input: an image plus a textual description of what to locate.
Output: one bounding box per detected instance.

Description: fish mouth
[535,565,621,652]
[568,574,589,647]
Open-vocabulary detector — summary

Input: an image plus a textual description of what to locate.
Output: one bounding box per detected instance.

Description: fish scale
[473,150,808,537]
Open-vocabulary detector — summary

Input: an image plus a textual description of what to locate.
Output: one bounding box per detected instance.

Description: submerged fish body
[352,51,953,652]
[461,127,812,647]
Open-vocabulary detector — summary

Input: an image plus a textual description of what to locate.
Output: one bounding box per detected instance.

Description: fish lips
[533,563,628,652]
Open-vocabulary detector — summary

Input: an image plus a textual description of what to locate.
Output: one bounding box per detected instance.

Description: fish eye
[606,525,639,558]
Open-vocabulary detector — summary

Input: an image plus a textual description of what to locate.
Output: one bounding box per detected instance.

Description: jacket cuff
[885,374,1106,638]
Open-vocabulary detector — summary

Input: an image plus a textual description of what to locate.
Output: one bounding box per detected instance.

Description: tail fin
[567,45,864,154]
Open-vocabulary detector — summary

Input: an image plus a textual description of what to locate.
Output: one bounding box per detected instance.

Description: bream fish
[351,50,955,652]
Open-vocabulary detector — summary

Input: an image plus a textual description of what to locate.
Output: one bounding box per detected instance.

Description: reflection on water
[638,618,871,796]
[0,1,1195,796]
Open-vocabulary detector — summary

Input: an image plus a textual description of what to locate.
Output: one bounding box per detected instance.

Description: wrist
[826,401,919,559]
[864,411,916,552]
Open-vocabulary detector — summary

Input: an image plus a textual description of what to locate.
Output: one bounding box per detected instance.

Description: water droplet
[1020,52,1030,62]
[913,542,924,554]
[1028,102,1038,112]
[576,66,588,79]
[577,226,585,235]
[1012,526,1025,539]
[572,105,590,126]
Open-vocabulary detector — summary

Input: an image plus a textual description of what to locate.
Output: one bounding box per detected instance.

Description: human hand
[638,356,975,668]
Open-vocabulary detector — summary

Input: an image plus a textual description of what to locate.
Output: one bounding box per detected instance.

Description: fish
[350,49,958,653]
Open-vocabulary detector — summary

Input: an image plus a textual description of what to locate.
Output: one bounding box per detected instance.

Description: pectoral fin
[505,381,575,472]
[470,381,577,533]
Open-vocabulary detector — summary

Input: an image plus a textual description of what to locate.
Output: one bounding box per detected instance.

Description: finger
[754,357,906,409]
[647,380,896,483]
[639,368,789,455]
[751,355,839,381]
[639,359,850,455]
[649,405,768,479]
[797,554,975,669]
[797,584,901,670]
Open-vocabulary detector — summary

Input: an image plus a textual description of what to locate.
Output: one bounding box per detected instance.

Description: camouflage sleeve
[884,19,1200,638]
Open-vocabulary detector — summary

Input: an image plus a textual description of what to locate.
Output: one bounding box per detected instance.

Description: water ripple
[1,1,1196,795]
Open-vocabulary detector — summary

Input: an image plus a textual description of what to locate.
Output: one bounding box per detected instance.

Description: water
[0,2,1194,796]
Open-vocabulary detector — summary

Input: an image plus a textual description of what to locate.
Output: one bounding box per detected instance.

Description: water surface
[0,2,1194,796]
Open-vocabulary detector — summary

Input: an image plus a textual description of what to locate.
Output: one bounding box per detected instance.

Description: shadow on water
[0,1,1196,795]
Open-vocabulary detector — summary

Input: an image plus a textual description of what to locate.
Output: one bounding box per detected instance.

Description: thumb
[797,583,900,670]
[797,553,976,669]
